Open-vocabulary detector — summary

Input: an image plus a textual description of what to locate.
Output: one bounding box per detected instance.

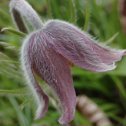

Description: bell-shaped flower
[21,20,126,124]
[9,0,126,125]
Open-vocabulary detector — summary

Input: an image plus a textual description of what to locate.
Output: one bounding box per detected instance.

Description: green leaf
[1,27,26,37]
[0,88,28,96]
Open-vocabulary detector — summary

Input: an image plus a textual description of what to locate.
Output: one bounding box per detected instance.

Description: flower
[10,0,126,125]
[21,20,126,124]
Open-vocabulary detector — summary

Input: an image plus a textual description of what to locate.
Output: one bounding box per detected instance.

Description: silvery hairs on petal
[43,20,126,72]
[21,31,76,124]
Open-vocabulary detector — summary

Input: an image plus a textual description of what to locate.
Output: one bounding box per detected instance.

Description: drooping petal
[33,78,49,119]
[21,34,49,119]
[43,20,126,72]
[27,31,76,124]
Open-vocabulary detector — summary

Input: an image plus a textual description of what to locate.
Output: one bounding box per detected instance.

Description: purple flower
[21,20,126,124]
[10,0,126,125]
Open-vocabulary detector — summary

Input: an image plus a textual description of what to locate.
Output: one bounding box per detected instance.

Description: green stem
[111,75,126,111]
[1,27,26,37]
[0,88,28,96]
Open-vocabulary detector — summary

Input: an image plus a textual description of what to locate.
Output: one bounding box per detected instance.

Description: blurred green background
[0,0,126,126]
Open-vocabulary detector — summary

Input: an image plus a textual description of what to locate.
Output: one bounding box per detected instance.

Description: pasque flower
[10,0,126,125]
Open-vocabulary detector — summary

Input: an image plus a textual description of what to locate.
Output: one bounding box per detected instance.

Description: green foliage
[0,0,126,126]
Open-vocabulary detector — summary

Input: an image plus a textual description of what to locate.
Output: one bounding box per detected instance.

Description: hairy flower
[9,0,126,125]
[21,20,126,124]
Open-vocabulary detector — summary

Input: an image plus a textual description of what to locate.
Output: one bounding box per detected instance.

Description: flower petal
[33,77,49,119]
[27,31,76,124]
[21,34,49,119]
[43,20,126,72]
